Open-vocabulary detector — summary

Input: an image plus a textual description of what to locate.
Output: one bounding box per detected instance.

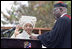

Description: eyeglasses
[53,8,60,12]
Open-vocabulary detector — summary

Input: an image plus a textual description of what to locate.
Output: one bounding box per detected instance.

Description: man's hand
[30,35,38,40]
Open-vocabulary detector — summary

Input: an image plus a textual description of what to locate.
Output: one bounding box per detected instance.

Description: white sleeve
[31,33,39,36]
[11,33,16,38]
[11,33,23,39]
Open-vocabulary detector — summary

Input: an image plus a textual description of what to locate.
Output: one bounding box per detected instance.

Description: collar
[60,13,67,17]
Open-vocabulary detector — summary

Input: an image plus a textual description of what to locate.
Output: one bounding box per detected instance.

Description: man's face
[53,7,61,19]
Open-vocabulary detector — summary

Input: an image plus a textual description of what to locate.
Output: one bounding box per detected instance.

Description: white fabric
[11,30,30,39]
[42,45,47,48]
[60,13,67,18]
[11,30,39,39]
[19,16,37,28]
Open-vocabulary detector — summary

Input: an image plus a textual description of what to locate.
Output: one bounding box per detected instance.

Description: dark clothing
[37,14,71,48]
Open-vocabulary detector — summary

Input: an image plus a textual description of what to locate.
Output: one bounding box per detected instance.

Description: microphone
[2,27,16,34]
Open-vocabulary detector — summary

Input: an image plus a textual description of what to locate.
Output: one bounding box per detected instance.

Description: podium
[1,37,42,48]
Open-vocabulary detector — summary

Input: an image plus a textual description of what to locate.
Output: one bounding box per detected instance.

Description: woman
[11,16,46,48]
[11,16,38,39]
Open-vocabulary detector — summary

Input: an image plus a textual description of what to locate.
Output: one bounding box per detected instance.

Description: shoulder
[55,16,71,26]
[60,16,71,23]
[57,16,69,22]
[60,14,71,21]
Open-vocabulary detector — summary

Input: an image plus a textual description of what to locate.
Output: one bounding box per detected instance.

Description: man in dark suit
[30,1,71,48]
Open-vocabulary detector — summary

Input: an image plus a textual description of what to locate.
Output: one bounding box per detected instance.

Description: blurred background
[1,1,71,37]
[1,1,71,28]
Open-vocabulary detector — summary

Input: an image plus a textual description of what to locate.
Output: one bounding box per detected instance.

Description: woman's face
[23,23,33,35]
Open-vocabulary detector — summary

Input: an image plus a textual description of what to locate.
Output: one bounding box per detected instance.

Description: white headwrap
[19,16,37,28]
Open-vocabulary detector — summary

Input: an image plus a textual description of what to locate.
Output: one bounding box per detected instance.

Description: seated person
[11,16,38,39]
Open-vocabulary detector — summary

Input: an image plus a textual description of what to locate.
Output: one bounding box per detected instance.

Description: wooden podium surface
[1,37,42,48]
